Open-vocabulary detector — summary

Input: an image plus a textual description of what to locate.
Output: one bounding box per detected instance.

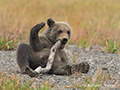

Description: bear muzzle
[60,38,68,49]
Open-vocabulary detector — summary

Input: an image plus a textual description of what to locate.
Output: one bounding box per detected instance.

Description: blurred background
[0,0,120,49]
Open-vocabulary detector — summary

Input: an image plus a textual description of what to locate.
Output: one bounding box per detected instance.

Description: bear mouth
[60,42,67,49]
[61,43,65,49]
[57,39,68,49]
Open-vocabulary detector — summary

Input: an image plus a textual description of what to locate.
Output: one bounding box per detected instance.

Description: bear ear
[47,18,55,27]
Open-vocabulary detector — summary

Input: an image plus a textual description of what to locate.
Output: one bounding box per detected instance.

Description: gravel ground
[0,45,120,90]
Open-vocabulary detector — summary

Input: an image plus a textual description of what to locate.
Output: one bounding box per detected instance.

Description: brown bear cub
[17,18,89,77]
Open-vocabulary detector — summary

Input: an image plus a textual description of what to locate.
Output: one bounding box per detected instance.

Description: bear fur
[17,18,89,77]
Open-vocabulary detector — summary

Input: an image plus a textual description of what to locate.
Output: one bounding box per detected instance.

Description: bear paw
[40,22,45,28]
[66,62,89,74]
[31,22,45,34]
[76,62,89,73]
[25,66,39,78]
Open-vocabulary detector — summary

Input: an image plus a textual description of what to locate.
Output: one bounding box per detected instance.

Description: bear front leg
[30,22,45,38]
[30,22,45,51]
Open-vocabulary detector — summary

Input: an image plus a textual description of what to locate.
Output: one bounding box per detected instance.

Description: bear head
[45,18,71,49]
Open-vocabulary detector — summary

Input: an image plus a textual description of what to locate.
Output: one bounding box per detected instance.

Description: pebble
[0,45,120,90]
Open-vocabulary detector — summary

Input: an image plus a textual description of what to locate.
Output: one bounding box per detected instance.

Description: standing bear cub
[17,18,89,77]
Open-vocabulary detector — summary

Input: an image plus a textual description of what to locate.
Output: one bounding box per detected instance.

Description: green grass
[80,38,90,48]
[0,71,52,90]
[72,52,76,63]
[0,32,19,50]
[105,39,120,53]
[65,71,104,90]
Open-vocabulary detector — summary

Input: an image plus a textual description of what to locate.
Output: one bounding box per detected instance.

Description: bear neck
[44,29,55,45]
[47,35,54,44]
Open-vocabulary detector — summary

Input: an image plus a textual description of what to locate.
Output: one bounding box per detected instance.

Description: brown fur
[17,18,89,77]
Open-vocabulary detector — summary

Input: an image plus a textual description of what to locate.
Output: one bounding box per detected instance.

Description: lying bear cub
[17,18,89,77]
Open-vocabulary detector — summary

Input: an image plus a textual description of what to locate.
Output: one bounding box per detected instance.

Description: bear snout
[59,37,68,49]
[62,38,68,44]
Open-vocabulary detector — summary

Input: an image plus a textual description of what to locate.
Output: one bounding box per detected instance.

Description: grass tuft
[72,52,76,63]
[0,32,19,50]
[80,38,90,48]
[105,39,120,53]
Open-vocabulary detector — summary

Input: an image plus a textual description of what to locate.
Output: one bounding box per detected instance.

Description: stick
[35,40,61,73]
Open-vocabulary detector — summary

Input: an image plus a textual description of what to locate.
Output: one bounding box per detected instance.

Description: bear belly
[29,49,50,70]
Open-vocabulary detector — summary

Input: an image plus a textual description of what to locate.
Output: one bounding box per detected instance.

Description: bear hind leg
[54,62,89,75]
[17,44,33,72]
[17,43,39,77]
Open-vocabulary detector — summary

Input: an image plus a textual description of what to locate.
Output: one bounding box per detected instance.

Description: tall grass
[0,0,120,46]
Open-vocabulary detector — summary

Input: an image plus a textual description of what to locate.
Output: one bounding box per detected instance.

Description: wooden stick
[35,40,61,73]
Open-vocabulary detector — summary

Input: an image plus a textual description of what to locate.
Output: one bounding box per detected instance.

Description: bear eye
[58,30,63,34]
[67,31,70,35]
